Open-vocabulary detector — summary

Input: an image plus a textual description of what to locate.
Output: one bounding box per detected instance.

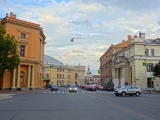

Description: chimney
[122,40,125,42]
[13,14,16,19]
[10,12,13,18]
[134,35,137,38]
[128,35,132,40]
[6,13,8,17]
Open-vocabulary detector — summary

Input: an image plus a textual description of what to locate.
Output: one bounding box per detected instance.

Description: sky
[0,0,160,74]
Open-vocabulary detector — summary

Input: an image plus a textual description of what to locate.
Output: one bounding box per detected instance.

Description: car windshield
[120,86,128,90]
[70,85,76,88]
[51,85,57,87]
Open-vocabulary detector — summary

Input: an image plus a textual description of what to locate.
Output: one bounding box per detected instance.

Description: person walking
[156,85,159,93]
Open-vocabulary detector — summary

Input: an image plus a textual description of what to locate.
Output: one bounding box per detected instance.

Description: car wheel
[136,92,140,96]
[121,92,126,97]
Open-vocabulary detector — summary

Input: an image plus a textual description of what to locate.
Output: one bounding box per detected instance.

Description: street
[0,87,160,120]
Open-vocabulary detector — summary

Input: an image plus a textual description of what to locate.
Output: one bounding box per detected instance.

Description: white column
[27,65,31,88]
[31,65,35,88]
[12,68,16,88]
[17,65,20,88]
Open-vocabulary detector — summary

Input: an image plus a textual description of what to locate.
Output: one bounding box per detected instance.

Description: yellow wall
[0,12,45,90]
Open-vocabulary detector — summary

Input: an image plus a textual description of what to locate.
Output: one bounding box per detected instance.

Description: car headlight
[75,88,77,90]
[69,88,71,90]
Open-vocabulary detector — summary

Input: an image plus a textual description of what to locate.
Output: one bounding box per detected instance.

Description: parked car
[87,84,97,91]
[92,84,98,89]
[98,85,103,90]
[69,85,78,92]
[50,84,58,91]
[114,85,141,97]
[103,81,114,91]
[80,84,85,89]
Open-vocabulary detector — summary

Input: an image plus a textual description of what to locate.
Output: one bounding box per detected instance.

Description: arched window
[75,73,78,79]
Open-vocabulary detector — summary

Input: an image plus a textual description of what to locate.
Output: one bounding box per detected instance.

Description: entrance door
[20,72,24,88]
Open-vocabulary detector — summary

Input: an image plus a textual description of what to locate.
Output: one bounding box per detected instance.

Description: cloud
[1,0,160,74]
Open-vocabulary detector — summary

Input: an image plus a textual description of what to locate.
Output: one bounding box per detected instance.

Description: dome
[44,55,63,67]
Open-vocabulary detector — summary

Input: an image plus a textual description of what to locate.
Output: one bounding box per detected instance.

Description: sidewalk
[0,94,14,101]
[141,90,160,94]
[0,89,47,101]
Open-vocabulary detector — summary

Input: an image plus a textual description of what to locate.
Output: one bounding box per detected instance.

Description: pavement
[0,89,47,101]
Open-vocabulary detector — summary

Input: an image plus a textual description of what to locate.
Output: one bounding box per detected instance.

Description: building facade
[0,12,45,90]
[44,55,85,86]
[112,32,160,88]
[100,35,131,85]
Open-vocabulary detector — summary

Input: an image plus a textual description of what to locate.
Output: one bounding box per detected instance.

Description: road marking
[62,92,64,93]
[67,92,69,93]
[88,91,91,93]
[97,91,102,93]
[57,91,60,93]
[44,92,46,93]
[53,91,55,93]
[82,92,85,93]
[48,91,51,93]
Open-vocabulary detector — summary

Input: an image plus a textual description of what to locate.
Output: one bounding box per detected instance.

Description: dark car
[50,84,58,91]
[69,85,78,92]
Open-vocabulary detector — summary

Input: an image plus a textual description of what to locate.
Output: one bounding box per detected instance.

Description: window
[57,74,59,78]
[20,45,25,57]
[151,49,154,56]
[21,33,26,38]
[145,49,148,56]
[63,74,64,78]
[146,63,153,72]
[46,74,49,78]
[60,74,61,78]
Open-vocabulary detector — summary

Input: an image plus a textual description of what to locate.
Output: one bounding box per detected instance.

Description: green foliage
[153,61,160,78]
[0,24,20,77]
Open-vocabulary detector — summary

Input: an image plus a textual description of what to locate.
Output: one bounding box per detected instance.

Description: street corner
[0,94,15,101]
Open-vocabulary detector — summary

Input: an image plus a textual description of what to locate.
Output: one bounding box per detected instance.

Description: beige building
[43,55,85,86]
[112,32,160,89]
[100,35,131,85]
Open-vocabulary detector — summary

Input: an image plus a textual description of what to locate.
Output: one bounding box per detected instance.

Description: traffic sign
[152,76,156,81]
[142,62,147,67]
[98,70,101,74]
[41,75,46,80]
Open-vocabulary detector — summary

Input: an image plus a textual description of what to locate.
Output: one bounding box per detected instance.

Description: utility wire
[78,0,98,36]
[77,0,97,36]
[146,28,160,38]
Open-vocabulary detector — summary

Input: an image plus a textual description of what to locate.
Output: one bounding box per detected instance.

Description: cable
[77,0,97,36]
[146,28,160,38]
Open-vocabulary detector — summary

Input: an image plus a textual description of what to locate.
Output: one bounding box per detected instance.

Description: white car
[114,85,141,97]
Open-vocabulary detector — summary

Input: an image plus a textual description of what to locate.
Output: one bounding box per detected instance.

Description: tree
[0,24,20,77]
[153,61,160,78]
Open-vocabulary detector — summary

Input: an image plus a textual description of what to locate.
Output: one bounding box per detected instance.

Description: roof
[44,55,63,67]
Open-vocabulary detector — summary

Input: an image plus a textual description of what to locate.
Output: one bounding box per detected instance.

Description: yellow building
[44,55,85,86]
[0,12,45,90]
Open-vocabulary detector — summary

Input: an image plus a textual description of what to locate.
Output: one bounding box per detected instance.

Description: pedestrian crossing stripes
[43,91,114,94]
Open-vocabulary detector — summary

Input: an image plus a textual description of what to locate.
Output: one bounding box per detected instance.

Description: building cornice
[1,17,41,30]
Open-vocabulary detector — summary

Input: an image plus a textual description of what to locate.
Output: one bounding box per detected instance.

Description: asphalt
[0,88,159,100]
[0,87,160,120]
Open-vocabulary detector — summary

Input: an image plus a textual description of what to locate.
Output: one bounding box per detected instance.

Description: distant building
[43,55,85,86]
[0,12,45,90]
[112,32,160,88]
[92,75,100,84]
[85,66,93,83]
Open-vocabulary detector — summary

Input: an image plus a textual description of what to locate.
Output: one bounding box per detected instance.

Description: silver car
[114,85,141,97]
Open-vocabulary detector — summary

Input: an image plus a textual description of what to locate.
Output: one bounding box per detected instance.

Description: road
[0,87,160,120]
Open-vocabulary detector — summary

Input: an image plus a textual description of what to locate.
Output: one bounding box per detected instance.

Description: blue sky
[0,0,160,74]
